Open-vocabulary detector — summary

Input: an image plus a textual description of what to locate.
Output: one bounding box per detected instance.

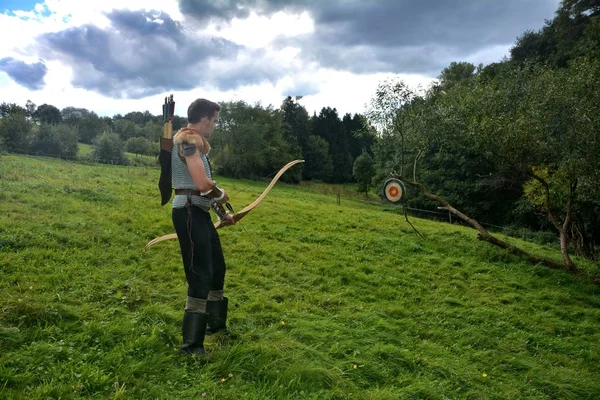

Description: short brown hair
[187,98,221,124]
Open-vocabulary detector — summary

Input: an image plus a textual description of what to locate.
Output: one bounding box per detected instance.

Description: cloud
[180,0,560,76]
[281,79,320,97]
[34,9,287,99]
[0,57,48,90]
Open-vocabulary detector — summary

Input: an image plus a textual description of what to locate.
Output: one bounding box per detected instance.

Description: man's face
[202,111,219,137]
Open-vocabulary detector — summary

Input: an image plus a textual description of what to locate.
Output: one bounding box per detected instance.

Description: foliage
[302,135,333,181]
[210,101,301,182]
[28,123,78,158]
[367,0,600,260]
[92,131,128,165]
[353,151,375,196]
[126,137,154,156]
[436,61,476,90]
[1,154,599,399]
[33,103,62,124]
[0,104,32,153]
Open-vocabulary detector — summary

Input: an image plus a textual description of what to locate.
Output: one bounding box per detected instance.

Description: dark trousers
[172,204,226,299]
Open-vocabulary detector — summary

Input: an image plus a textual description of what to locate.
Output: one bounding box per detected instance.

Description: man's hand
[223,213,236,225]
[217,190,229,203]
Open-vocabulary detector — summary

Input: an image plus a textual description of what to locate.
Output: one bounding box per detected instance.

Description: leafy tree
[353,151,375,197]
[343,113,375,160]
[436,61,476,90]
[0,104,31,153]
[29,123,78,158]
[312,107,353,183]
[211,101,300,182]
[281,96,310,153]
[302,135,333,181]
[33,104,62,124]
[93,131,127,165]
[366,78,418,177]
[25,100,36,118]
[0,102,26,118]
[126,137,153,155]
[466,56,600,266]
[53,124,78,158]
[511,0,600,67]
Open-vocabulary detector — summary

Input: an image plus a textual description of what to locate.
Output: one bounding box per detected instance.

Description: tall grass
[1,154,599,399]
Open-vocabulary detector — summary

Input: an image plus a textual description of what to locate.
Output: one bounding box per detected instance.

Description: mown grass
[1,153,599,400]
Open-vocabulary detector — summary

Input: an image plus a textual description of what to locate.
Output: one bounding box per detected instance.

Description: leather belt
[174,189,203,196]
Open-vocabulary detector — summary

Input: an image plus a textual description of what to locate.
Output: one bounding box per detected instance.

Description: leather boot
[180,311,210,356]
[206,297,232,335]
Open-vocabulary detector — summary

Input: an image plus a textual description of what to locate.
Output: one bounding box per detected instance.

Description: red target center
[388,187,399,197]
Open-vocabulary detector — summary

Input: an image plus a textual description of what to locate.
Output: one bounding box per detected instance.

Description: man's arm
[184,148,229,203]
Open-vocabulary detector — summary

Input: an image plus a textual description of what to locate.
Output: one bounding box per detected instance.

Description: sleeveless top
[171,141,212,211]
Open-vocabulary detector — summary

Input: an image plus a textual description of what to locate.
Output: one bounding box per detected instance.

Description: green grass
[1,154,599,400]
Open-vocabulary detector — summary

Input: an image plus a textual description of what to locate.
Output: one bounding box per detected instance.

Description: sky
[0,0,560,119]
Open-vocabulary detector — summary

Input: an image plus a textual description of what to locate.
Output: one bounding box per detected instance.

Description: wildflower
[281,320,286,326]
[201,392,207,397]
[482,373,488,378]
[353,365,357,369]
[228,373,233,378]
[220,378,226,383]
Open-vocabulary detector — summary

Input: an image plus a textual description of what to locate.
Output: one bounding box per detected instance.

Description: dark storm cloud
[180,0,560,75]
[35,9,285,99]
[0,57,47,90]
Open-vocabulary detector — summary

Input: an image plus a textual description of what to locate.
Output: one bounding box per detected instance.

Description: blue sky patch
[1,0,48,15]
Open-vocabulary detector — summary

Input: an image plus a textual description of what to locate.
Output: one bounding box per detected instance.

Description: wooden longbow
[145,159,304,250]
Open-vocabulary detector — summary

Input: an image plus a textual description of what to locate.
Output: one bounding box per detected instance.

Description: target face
[383,178,406,203]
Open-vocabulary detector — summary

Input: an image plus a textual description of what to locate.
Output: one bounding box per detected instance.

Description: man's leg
[173,206,213,355]
[206,225,231,335]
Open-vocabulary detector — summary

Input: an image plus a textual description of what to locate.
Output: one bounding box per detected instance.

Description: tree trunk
[559,179,578,272]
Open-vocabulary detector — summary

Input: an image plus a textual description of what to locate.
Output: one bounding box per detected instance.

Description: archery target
[383,178,406,203]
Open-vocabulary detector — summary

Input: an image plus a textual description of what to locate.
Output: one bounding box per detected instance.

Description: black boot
[180,311,210,356]
[206,297,232,335]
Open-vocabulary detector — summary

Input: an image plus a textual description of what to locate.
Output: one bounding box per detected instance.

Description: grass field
[1,154,599,399]
[77,143,156,166]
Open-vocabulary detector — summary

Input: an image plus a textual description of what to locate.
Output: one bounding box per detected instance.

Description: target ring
[383,178,406,203]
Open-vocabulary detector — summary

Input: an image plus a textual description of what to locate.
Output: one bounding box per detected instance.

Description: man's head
[187,98,221,136]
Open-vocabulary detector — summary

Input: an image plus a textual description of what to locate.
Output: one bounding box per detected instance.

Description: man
[171,98,234,356]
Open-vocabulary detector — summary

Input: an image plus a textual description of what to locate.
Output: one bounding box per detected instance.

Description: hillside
[1,154,599,399]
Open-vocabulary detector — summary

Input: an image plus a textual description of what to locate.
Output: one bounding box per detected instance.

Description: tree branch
[393,175,591,280]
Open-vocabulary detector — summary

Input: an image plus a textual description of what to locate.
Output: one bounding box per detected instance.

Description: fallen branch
[393,175,598,285]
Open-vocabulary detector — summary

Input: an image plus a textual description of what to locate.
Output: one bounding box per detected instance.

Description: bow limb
[214,159,305,229]
[145,233,178,250]
[144,159,304,250]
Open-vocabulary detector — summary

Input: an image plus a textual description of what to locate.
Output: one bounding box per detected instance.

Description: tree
[302,135,333,181]
[29,123,78,158]
[437,61,476,90]
[126,137,153,155]
[210,101,300,181]
[281,96,310,153]
[33,104,62,124]
[467,57,600,267]
[353,151,375,197]
[0,104,31,153]
[366,78,417,177]
[93,131,127,165]
[312,107,353,183]
[25,100,36,118]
